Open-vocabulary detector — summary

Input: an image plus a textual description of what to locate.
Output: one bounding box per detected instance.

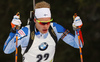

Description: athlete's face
[34,17,51,34]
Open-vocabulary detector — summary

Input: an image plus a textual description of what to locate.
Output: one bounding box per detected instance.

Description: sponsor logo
[18,30,25,37]
[39,42,48,51]
[44,14,48,16]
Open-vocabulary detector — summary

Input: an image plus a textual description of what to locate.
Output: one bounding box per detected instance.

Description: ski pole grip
[16,12,20,19]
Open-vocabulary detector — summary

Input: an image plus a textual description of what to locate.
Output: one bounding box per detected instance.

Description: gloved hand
[11,14,22,33]
[72,16,83,31]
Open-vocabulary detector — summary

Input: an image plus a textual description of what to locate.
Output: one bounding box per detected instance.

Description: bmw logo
[39,42,48,51]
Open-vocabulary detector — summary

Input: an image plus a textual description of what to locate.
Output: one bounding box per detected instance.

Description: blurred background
[0,0,100,62]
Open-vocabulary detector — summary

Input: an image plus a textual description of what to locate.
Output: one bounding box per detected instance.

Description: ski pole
[73,13,83,62]
[77,29,83,62]
[15,12,20,62]
[15,33,18,62]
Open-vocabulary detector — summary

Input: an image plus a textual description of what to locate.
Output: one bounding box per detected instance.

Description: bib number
[37,53,49,62]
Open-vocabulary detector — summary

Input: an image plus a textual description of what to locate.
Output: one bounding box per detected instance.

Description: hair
[35,1,50,9]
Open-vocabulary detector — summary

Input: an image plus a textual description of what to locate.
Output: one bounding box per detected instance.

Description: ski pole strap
[61,29,70,39]
[76,29,84,45]
[79,29,84,45]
